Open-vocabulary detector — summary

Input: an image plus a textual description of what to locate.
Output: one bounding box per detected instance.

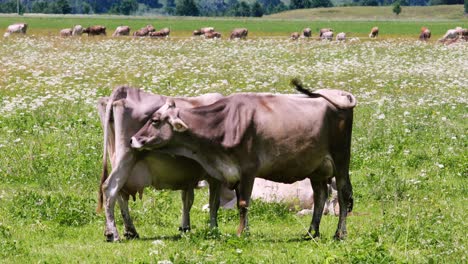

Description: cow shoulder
[221,96,255,148]
[183,95,255,149]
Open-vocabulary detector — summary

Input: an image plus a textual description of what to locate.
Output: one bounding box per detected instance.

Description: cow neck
[177,100,228,144]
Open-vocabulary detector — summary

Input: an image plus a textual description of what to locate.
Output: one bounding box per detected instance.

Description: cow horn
[166,99,176,108]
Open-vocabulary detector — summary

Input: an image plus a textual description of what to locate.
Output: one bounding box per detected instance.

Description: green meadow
[0,8,467,263]
[0,5,466,38]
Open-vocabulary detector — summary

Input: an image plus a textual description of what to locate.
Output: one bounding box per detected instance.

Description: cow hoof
[124,231,140,240]
[334,231,347,241]
[178,226,191,232]
[105,233,120,242]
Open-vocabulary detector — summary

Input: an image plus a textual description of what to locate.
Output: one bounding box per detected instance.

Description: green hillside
[267,5,467,20]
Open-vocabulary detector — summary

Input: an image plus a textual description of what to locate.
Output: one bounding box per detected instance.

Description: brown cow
[204,31,221,39]
[336,32,346,42]
[230,28,248,39]
[319,28,333,38]
[149,28,170,38]
[321,31,333,41]
[369,26,379,38]
[461,28,468,41]
[131,80,356,240]
[419,27,431,41]
[112,26,131,36]
[60,28,73,37]
[303,28,312,38]
[98,86,224,242]
[83,25,106,36]
[290,32,300,40]
[194,27,215,36]
[133,25,155,37]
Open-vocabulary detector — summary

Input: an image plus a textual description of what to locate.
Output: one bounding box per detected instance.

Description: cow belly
[142,154,203,190]
[257,148,330,184]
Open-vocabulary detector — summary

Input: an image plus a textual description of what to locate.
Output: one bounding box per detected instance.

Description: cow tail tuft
[290,78,315,97]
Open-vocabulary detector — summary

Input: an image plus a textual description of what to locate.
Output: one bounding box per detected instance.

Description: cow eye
[151,119,160,126]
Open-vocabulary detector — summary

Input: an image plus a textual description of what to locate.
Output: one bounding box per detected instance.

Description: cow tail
[290,78,319,98]
[97,94,114,213]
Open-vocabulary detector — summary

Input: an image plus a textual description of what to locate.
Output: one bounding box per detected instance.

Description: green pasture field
[0,7,466,39]
[0,13,467,263]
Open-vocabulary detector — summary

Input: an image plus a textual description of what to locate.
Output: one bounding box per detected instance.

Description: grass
[0,16,467,263]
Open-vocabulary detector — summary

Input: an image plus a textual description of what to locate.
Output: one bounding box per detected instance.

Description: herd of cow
[4,23,247,39]
[5,22,467,43]
[291,25,467,43]
[96,80,356,242]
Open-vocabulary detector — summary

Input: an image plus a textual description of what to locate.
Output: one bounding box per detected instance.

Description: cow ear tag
[172,119,188,132]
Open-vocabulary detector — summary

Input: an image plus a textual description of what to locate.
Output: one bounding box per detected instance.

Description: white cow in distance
[4,23,27,37]
[72,25,83,36]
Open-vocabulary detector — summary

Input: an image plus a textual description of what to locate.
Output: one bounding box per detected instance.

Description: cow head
[131,100,187,150]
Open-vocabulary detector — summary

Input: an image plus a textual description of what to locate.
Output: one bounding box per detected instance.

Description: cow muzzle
[130,137,145,149]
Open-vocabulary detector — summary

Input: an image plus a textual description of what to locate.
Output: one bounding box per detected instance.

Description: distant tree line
[0,0,464,16]
[350,0,463,7]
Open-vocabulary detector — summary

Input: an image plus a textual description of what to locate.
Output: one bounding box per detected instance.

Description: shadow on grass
[136,234,183,242]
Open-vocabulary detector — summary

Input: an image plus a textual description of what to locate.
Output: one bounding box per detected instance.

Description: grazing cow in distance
[369,26,379,38]
[291,32,300,40]
[303,28,312,38]
[4,23,27,37]
[83,25,106,36]
[149,28,170,38]
[112,26,131,36]
[419,27,431,41]
[321,31,333,40]
[97,86,224,242]
[131,79,357,240]
[204,31,221,39]
[72,25,83,36]
[230,28,248,39]
[193,27,214,36]
[133,25,155,37]
[319,28,333,38]
[461,28,468,41]
[60,28,73,37]
[336,32,346,41]
[193,27,215,37]
[439,27,467,44]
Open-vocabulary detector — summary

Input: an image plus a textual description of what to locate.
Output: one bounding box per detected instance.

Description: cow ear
[171,118,188,132]
[166,99,176,108]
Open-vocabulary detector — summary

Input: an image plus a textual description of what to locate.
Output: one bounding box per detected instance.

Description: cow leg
[236,177,254,236]
[334,169,353,240]
[102,99,138,242]
[207,178,221,229]
[117,193,139,239]
[179,188,194,232]
[102,157,134,242]
[308,180,328,239]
